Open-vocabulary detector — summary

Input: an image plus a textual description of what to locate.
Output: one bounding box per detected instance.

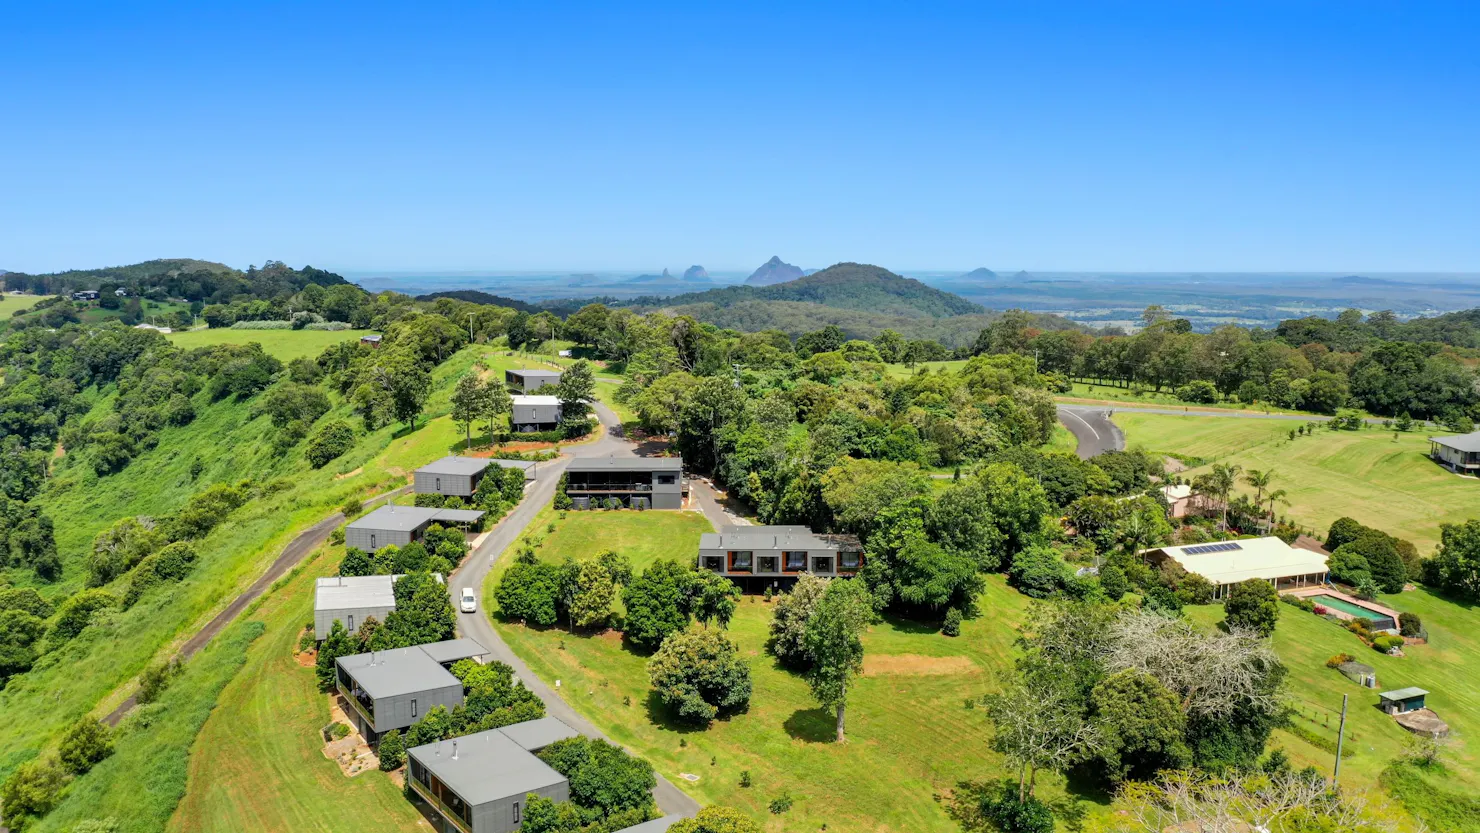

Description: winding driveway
[447,403,702,820]
[1053,402,1395,459]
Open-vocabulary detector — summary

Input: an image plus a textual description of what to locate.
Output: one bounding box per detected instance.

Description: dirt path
[102,484,411,727]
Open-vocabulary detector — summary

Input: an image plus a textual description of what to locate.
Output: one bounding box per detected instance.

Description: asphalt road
[1056,405,1126,459]
[448,403,702,820]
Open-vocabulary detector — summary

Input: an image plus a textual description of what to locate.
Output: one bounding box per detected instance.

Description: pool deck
[1284,586,1401,626]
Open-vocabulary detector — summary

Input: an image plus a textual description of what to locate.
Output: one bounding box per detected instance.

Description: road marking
[1060,408,1100,441]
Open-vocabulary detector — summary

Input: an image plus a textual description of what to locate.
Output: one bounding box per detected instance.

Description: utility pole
[1333,693,1349,785]
[467,312,476,345]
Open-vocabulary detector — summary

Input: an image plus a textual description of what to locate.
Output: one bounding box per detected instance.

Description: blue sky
[2,2,1477,274]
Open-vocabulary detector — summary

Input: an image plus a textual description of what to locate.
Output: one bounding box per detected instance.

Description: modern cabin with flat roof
[313,574,400,640]
[488,458,538,481]
[700,525,863,590]
[504,368,562,393]
[510,395,562,432]
[1429,431,1480,474]
[335,639,488,742]
[415,455,494,497]
[345,504,485,552]
[407,718,578,833]
[565,456,685,510]
[1139,536,1328,599]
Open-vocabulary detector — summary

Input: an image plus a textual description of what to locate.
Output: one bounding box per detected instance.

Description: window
[435,477,442,491]
[513,802,522,823]
[703,556,724,572]
[784,551,807,571]
[729,551,752,572]
[348,614,355,631]
[840,551,862,570]
[758,555,779,573]
[370,534,377,549]
[657,474,676,485]
[411,699,418,719]
[812,556,834,573]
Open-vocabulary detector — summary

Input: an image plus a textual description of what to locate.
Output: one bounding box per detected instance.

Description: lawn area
[168,546,424,832]
[484,511,1113,833]
[1114,412,1480,550]
[0,292,54,316]
[1045,423,1078,454]
[885,359,971,378]
[166,327,373,361]
[1057,381,1351,416]
[1186,587,1480,831]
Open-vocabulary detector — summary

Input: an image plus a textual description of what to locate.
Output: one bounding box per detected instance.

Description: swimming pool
[1310,594,1396,630]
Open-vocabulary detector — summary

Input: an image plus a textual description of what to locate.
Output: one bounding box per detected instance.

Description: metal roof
[511,395,561,406]
[496,716,581,751]
[345,504,485,532]
[337,645,460,699]
[1380,687,1429,701]
[314,574,399,611]
[418,638,490,666]
[1430,431,1480,452]
[612,818,681,833]
[568,455,683,472]
[699,525,860,551]
[415,455,492,477]
[508,368,563,380]
[408,724,570,806]
[1141,536,1328,585]
[489,458,537,471]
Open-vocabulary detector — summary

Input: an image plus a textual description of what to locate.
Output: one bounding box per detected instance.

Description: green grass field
[166,327,373,361]
[1115,412,1480,550]
[167,546,423,832]
[1186,588,1480,831]
[0,293,54,316]
[483,511,1118,833]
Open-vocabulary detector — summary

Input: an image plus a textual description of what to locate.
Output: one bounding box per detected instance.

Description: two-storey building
[699,525,863,591]
[335,638,488,742]
[564,456,685,510]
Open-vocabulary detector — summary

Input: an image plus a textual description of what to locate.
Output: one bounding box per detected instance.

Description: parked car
[459,587,477,613]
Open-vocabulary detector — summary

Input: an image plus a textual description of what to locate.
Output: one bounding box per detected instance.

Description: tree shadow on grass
[880,612,943,635]
[643,690,707,735]
[782,707,836,744]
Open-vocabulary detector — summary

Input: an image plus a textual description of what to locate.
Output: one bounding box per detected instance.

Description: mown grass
[0,292,55,316]
[482,511,1118,833]
[0,345,486,783]
[165,327,374,361]
[167,547,424,832]
[32,619,266,833]
[1115,412,1480,550]
[1185,587,1480,831]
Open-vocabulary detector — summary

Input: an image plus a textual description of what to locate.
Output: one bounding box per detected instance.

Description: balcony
[409,776,473,833]
[337,680,375,729]
[566,483,654,493]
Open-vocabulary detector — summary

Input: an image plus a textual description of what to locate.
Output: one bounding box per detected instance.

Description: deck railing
[408,776,474,833]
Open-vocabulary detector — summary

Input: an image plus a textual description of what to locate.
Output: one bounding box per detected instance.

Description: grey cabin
[504,368,562,393]
[416,455,494,497]
[314,574,400,640]
[345,504,485,552]
[407,717,579,833]
[510,395,562,432]
[700,525,863,590]
[1430,432,1480,474]
[336,638,489,742]
[565,456,685,510]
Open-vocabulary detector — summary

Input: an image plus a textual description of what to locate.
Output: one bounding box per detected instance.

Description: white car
[459,588,477,613]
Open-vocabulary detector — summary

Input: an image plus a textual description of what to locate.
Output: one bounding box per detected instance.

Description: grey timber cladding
[511,395,562,428]
[409,722,575,833]
[336,643,466,734]
[504,368,563,392]
[414,455,492,497]
[313,574,399,640]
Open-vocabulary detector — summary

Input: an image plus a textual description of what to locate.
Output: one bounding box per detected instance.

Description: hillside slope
[646,262,986,318]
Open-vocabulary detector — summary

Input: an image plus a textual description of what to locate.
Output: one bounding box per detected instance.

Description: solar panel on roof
[1182,541,1243,555]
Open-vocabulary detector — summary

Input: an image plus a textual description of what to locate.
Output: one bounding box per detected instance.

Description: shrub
[50,589,118,641]
[942,607,963,637]
[739,770,752,788]
[647,628,752,725]
[341,495,364,517]
[123,541,199,607]
[329,722,352,740]
[58,718,114,775]
[1399,612,1423,638]
[306,419,355,468]
[768,792,793,814]
[1325,653,1355,668]
[0,758,68,824]
[137,656,183,704]
[766,573,827,668]
[977,780,1056,833]
[378,729,406,770]
[1373,634,1405,653]
[1174,379,1219,404]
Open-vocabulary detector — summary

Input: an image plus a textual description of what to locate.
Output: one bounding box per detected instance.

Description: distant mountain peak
[683,265,709,281]
[963,267,997,279]
[745,256,805,286]
[1012,270,1034,280]
[661,268,673,279]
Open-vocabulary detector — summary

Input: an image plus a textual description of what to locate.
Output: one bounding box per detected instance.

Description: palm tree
[1265,488,1290,528]
[1194,463,1242,531]
[1242,468,1275,509]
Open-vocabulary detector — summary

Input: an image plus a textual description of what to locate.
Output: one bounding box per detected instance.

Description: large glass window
[729,551,753,572]
[840,551,862,570]
[812,556,834,574]
[657,474,676,485]
[784,551,807,571]
[702,556,724,572]
[758,555,779,573]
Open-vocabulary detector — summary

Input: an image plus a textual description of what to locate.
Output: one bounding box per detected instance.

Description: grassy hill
[414,289,541,313]
[166,327,373,361]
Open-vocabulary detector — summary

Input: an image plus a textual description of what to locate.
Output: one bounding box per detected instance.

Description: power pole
[467,312,475,345]
[1333,693,1349,785]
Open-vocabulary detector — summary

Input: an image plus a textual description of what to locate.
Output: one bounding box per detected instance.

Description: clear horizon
[3,2,1477,275]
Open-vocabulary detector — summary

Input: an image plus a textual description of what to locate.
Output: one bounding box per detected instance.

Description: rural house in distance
[1138,537,1329,599]
[700,525,864,590]
[1428,431,1480,474]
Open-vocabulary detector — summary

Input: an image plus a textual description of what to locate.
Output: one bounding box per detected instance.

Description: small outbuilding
[505,368,562,393]
[345,504,485,552]
[313,574,399,640]
[1379,686,1428,715]
[407,719,577,833]
[360,334,383,348]
[510,395,562,432]
[1337,660,1377,689]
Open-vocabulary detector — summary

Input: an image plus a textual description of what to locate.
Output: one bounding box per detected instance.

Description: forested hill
[1,259,353,301]
[415,289,540,313]
[634,262,986,318]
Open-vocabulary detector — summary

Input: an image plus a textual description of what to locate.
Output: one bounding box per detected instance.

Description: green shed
[1378,687,1428,715]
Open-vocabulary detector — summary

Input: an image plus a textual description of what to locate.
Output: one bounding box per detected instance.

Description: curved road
[1053,402,1397,459]
[448,404,702,820]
